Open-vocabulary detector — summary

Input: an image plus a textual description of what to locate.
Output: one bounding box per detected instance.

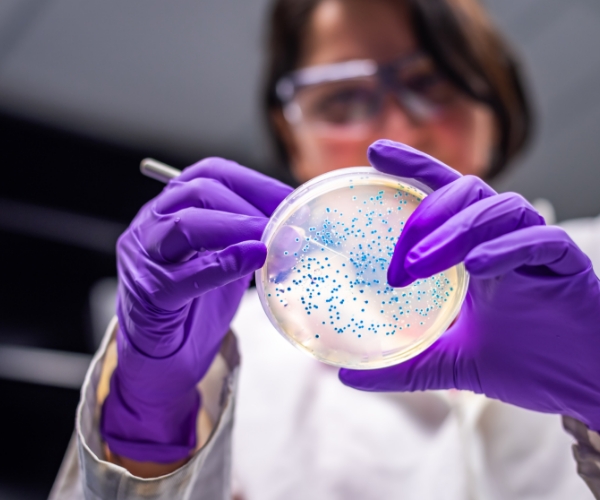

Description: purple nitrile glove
[101,157,292,463]
[340,140,600,431]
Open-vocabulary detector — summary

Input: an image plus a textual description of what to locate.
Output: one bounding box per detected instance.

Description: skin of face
[272,0,497,183]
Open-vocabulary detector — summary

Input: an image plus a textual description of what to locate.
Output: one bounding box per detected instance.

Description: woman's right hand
[101,157,292,466]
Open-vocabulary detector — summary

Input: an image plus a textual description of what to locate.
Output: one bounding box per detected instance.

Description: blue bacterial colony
[259,174,466,369]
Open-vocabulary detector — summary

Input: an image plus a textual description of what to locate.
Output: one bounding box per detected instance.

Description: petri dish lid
[255,167,468,369]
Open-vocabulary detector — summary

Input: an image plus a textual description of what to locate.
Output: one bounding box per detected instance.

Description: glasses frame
[275,52,442,128]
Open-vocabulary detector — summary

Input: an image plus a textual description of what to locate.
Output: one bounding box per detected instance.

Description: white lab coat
[50,213,600,499]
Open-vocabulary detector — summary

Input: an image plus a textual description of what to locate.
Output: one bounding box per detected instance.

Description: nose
[378,94,428,147]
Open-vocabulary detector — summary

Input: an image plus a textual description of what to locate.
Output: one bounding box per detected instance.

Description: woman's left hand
[339,140,600,432]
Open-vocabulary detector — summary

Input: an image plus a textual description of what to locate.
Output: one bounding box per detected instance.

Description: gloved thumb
[339,331,465,393]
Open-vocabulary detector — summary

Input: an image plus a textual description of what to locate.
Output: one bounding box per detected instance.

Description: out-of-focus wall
[486,0,600,222]
[0,0,599,219]
[0,0,274,169]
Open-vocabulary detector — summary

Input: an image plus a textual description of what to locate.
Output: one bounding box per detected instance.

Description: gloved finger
[368,139,462,190]
[465,225,592,277]
[339,330,465,392]
[140,209,267,263]
[156,177,264,217]
[403,193,544,280]
[139,240,267,311]
[387,175,497,287]
[175,157,293,216]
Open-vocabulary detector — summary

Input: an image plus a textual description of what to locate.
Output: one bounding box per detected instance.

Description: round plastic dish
[256,167,468,369]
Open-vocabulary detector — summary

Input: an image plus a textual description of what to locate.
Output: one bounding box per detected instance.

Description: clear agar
[256,167,468,369]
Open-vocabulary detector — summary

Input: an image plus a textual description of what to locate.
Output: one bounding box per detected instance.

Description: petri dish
[255,167,468,369]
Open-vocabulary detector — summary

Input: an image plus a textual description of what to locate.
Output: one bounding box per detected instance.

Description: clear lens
[294,77,381,128]
[397,55,458,105]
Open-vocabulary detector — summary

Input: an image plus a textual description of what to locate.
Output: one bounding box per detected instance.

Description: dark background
[1,0,600,497]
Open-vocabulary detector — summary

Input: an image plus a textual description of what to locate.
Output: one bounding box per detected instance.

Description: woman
[51,0,600,498]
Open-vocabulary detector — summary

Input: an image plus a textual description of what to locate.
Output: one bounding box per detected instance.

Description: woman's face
[275,0,496,183]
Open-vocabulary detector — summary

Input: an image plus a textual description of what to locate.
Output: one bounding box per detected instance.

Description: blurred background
[1,0,599,497]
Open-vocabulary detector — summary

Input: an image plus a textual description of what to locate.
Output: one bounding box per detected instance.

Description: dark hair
[263,0,532,180]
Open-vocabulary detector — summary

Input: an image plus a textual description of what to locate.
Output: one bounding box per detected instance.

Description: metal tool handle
[140,158,181,183]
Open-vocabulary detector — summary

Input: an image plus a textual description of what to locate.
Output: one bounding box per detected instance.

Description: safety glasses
[276,53,461,138]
